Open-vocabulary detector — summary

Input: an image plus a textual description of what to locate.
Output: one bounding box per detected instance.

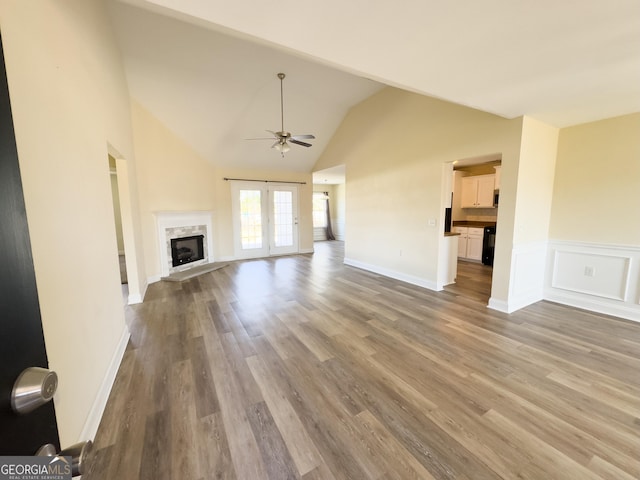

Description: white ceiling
[109,0,640,175]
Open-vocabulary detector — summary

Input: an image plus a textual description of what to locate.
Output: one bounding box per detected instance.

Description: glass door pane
[231,181,298,258]
[269,187,298,255]
[273,190,293,247]
[239,189,263,249]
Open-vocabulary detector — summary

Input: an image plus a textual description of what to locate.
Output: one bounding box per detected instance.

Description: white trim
[548,239,640,252]
[344,257,439,291]
[487,297,509,312]
[127,278,147,304]
[544,290,640,323]
[147,274,162,285]
[127,293,143,304]
[299,248,314,254]
[79,325,130,442]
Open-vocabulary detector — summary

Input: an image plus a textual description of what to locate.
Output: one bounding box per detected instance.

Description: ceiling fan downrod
[278,72,285,134]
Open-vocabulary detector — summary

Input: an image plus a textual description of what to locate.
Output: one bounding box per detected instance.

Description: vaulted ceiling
[109,0,640,174]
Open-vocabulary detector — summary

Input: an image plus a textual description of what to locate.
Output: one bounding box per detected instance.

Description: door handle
[11,367,58,414]
[37,440,93,477]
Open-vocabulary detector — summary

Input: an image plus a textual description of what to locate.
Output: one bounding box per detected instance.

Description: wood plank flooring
[444,259,493,304]
[84,241,640,479]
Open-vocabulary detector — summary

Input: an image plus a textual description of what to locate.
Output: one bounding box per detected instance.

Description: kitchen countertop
[452,221,497,228]
[444,232,461,237]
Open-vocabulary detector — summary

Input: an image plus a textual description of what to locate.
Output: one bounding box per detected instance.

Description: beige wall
[314,87,523,286]
[132,101,313,277]
[131,101,218,279]
[0,0,138,445]
[490,116,558,307]
[513,116,559,245]
[550,113,640,245]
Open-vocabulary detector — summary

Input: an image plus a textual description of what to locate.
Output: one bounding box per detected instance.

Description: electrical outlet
[584,266,595,277]
[428,218,436,227]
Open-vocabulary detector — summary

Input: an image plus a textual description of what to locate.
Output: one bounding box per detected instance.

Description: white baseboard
[344,257,439,291]
[545,289,640,323]
[79,325,130,442]
[127,281,146,304]
[488,292,543,313]
[487,297,509,312]
[299,248,314,254]
[147,274,161,285]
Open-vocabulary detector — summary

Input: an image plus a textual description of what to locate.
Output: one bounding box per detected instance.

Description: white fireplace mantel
[154,211,214,278]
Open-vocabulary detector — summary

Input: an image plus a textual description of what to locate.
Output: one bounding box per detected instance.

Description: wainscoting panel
[551,251,630,300]
[545,240,640,322]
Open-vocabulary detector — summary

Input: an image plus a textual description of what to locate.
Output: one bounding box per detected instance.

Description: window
[313,192,327,228]
[239,189,263,249]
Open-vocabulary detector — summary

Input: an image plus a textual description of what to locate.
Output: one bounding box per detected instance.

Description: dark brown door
[0,32,60,455]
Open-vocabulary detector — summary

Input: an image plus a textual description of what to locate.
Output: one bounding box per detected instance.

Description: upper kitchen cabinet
[461,174,495,208]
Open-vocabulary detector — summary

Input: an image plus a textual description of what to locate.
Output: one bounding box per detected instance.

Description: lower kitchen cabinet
[452,226,483,261]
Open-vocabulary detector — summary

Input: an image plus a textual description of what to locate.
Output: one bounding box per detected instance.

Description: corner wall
[489,116,558,312]
[313,87,523,291]
[545,113,640,321]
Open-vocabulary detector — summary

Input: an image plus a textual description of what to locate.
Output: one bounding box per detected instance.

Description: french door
[231,182,299,259]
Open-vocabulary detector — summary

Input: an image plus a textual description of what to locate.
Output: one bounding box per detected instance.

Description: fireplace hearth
[171,235,204,267]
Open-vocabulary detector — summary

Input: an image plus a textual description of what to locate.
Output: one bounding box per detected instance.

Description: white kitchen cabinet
[452,226,483,261]
[466,228,484,260]
[461,174,495,208]
[452,227,467,257]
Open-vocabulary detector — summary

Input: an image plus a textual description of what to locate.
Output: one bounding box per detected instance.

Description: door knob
[37,440,93,477]
[11,367,58,414]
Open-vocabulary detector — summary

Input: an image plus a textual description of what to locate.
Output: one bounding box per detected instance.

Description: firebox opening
[170,235,205,267]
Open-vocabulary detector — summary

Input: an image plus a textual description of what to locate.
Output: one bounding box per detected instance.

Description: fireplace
[154,211,214,279]
[171,235,204,267]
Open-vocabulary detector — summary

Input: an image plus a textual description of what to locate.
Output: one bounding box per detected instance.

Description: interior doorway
[108,155,128,304]
[442,154,501,305]
[107,151,143,304]
[312,165,346,242]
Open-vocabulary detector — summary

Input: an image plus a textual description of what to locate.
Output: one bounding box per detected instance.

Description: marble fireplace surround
[154,211,214,278]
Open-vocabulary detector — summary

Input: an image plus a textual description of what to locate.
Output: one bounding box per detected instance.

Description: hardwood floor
[444,259,493,304]
[84,241,640,479]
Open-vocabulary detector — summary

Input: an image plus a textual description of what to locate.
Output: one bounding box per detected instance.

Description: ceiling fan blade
[266,130,280,137]
[291,134,315,140]
[246,137,278,140]
[270,140,281,149]
[290,139,313,148]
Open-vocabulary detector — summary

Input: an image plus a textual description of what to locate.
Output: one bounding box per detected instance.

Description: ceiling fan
[247,73,315,156]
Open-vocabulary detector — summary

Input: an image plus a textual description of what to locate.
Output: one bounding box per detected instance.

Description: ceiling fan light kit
[247,72,315,157]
